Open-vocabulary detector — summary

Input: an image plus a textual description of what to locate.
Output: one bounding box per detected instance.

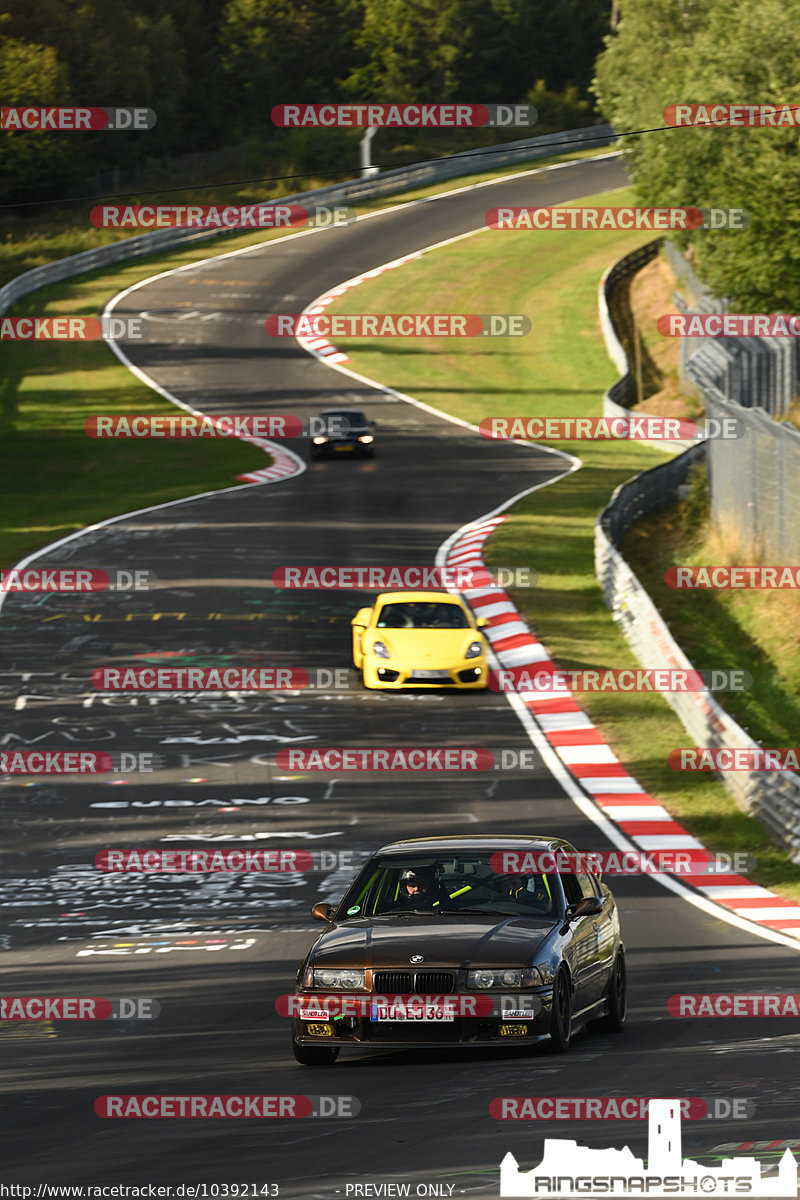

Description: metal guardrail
[598,238,695,453]
[595,247,800,863]
[0,124,615,318]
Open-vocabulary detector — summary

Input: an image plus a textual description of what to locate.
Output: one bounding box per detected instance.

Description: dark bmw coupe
[290,835,626,1064]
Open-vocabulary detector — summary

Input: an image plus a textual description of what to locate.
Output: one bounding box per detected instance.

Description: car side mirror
[352,606,372,629]
[311,902,336,922]
[567,895,603,920]
[476,616,489,629]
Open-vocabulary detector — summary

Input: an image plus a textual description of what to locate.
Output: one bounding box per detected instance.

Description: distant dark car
[310,408,375,459]
[290,834,626,1064]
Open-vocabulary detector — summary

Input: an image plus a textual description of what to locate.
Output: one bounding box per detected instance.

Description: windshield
[376,602,469,629]
[336,853,558,920]
[321,411,368,432]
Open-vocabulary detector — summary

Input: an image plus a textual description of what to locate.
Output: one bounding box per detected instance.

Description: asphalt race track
[2,154,799,1195]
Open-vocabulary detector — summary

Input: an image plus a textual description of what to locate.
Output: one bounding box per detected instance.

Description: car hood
[311,916,556,968]
[367,629,482,661]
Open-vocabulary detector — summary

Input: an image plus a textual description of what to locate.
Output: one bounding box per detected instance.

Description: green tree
[593,0,800,310]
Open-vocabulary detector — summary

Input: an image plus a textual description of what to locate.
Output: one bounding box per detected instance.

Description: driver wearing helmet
[390,867,439,911]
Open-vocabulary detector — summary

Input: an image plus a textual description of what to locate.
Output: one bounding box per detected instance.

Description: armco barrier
[598,238,694,452]
[0,124,615,318]
[595,249,800,863]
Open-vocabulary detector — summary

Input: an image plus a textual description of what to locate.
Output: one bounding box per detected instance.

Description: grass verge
[321,183,800,901]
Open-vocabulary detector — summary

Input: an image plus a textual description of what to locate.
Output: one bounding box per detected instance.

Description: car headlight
[464,641,484,659]
[373,640,390,659]
[358,435,374,444]
[468,968,543,989]
[313,968,366,990]
[312,436,328,445]
[468,968,524,989]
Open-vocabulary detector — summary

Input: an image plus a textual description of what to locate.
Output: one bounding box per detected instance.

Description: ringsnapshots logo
[1,107,156,131]
[90,204,354,230]
[1,316,147,341]
[498,1099,797,1198]
[271,103,537,128]
[266,314,530,337]
[480,416,743,442]
[272,565,537,589]
[486,207,749,231]
[664,103,800,128]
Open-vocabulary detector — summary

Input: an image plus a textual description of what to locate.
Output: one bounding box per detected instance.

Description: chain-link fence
[596,244,800,863]
[703,387,800,560]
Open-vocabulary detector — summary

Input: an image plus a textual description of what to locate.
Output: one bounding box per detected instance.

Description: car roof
[373,591,465,604]
[374,835,578,856]
[318,408,368,418]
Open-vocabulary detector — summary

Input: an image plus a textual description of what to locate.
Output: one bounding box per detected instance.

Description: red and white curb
[446,518,800,942]
[296,252,422,363]
[235,440,303,484]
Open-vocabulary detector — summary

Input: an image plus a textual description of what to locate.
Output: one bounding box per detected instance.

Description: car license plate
[335,444,354,452]
[371,1002,454,1022]
[411,669,449,680]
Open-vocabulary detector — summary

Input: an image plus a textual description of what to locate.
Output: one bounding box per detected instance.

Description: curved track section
[2,155,799,1194]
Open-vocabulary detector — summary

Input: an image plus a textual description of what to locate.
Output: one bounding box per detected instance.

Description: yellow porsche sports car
[351,591,490,689]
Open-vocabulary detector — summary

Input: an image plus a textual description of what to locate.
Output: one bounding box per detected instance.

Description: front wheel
[546,967,572,1053]
[590,950,627,1034]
